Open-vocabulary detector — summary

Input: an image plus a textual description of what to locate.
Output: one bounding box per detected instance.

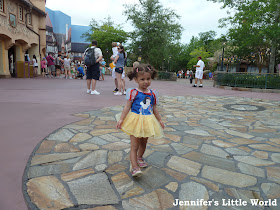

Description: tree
[82,17,128,63]
[187,47,211,69]
[123,0,182,70]
[198,30,217,52]
[208,0,280,73]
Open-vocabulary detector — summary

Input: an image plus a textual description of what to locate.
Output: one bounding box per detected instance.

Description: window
[19,5,23,21]
[0,0,4,13]
[27,13,32,25]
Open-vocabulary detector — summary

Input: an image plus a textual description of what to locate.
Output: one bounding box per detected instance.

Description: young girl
[41,57,47,77]
[32,55,38,76]
[116,63,165,177]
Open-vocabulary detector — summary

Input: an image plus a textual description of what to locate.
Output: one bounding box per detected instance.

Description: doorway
[8,46,16,77]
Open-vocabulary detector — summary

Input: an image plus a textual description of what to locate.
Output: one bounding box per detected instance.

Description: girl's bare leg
[138,137,148,158]
[130,135,140,169]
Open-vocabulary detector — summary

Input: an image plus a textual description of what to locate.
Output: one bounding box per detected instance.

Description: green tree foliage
[198,30,217,52]
[208,0,280,73]
[187,47,211,69]
[123,0,182,70]
[82,17,128,63]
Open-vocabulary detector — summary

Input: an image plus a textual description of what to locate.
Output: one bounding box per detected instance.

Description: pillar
[0,40,10,78]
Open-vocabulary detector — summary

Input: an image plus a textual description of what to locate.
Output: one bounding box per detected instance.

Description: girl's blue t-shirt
[126,88,158,115]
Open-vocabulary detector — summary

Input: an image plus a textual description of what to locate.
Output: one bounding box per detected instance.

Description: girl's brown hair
[127,63,157,80]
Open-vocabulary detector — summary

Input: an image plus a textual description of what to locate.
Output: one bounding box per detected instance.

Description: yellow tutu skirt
[116,112,164,139]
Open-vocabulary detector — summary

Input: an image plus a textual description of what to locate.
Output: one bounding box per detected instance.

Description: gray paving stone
[170,125,193,131]
[167,156,201,176]
[28,164,71,178]
[200,144,229,159]
[179,182,209,210]
[234,156,275,166]
[202,166,257,188]
[151,144,174,153]
[73,150,107,171]
[67,173,119,205]
[271,153,280,163]
[185,129,212,136]
[171,143,193,155]
[237,162,265,178]
[183,151,237,172]
[225,148,250,155]
[146,151,170,167]
[87,137,108,145]
[47,129,75,142]
[135,166,171,190]
[182,136,203,145]
[261,183,280,199]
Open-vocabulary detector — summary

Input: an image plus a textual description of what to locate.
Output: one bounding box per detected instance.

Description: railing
[215,71,280,89]
[156,71,177,81]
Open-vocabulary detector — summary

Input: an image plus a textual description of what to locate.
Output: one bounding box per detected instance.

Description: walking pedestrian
[46,53,55,78]
[113,45,126,95]
[32,55,38,76]
[41,57,47,77]
[64,55,72,79]
[100,59,106,81]
[189,69,193,84]
[186,69,190,79]
[116,64,164,177]
[55,55,63,78]
[84,40,103,95]
[193,56,205,87]
[111,42,119,92]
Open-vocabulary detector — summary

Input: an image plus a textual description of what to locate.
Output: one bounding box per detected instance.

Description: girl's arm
[116,100,132,129]
[113,55,119,64]
[153,105,164,129]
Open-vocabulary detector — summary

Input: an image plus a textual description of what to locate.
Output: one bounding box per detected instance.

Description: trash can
[15,61,33,78]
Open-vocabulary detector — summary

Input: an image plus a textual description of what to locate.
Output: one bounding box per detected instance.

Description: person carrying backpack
[84,40,103,95]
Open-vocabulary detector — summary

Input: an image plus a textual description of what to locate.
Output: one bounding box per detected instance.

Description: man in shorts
[46,53,55,78]
[84,40,103,95]
[193,56,205,87]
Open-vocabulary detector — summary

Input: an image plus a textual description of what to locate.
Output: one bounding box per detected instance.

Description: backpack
[84,48,96,66]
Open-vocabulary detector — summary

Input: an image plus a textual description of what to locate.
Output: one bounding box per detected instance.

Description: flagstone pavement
[23,94,280,210]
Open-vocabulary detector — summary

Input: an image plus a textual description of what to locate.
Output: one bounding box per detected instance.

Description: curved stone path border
[23,95,280,210]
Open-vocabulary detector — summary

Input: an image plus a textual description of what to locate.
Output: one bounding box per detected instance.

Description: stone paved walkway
[23,95,280,210]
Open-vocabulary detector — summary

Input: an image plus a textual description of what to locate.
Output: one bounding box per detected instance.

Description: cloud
[46,0,228,43]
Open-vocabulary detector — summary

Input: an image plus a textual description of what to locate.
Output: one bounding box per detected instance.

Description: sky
[45,0,229,44]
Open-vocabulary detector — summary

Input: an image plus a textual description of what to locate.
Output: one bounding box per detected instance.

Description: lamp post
[138,46,142,63]
[106,48,109,66]
[221,42,225,71]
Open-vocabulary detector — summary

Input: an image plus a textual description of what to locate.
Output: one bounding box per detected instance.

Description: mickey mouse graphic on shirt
[139,96,153,115]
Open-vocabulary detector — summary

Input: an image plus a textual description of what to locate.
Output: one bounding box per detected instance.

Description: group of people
[177,57,206,87]
[84,40,127,95]
[41,53,85,79]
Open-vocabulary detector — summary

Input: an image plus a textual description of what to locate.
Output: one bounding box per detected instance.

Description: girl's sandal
[131,167,142,177]
[137,157,148,168]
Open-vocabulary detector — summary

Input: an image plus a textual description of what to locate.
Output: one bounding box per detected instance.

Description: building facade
[46,7,90,60]
[67,25,90,61]
[0,0,46,78]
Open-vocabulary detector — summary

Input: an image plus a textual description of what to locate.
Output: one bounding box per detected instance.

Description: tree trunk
[269,3,280,73]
